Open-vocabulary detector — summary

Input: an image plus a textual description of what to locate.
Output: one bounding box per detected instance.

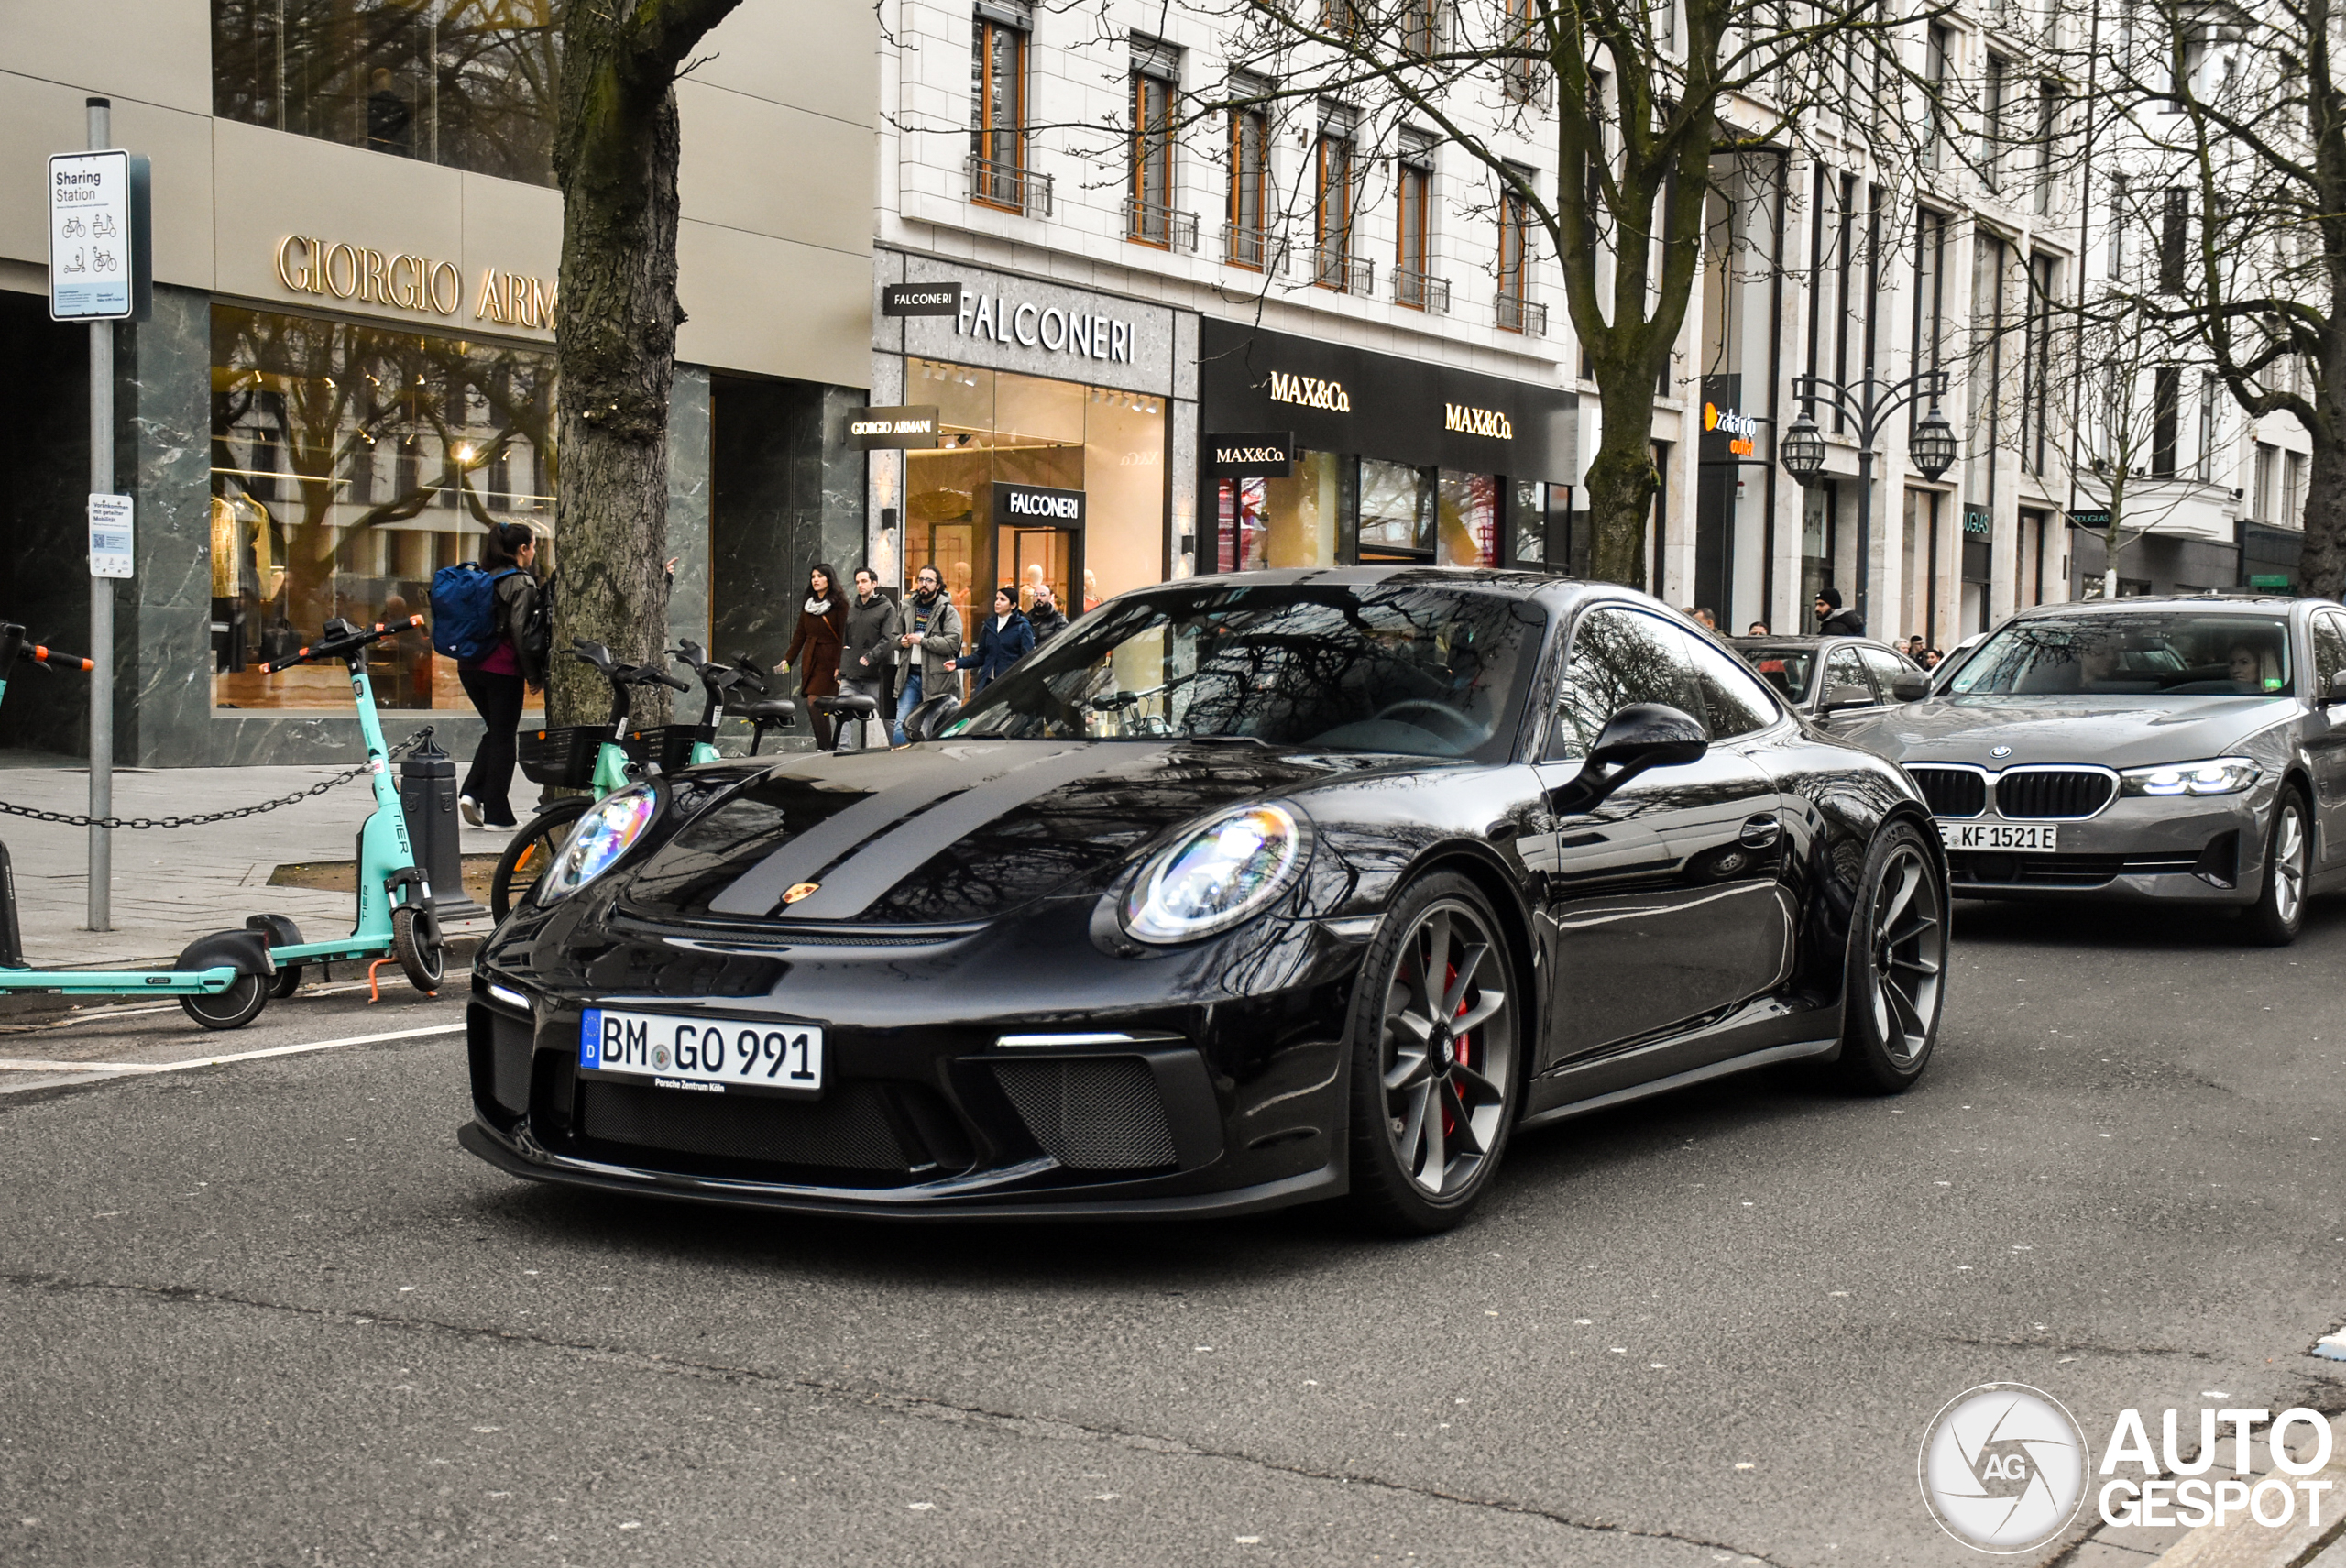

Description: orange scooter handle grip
[29,645,93,672]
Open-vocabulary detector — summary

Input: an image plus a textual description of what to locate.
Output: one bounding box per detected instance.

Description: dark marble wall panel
[710,376,868,673]
[0,293,95,758]
[666,367,714,663]
[123,284,222,767]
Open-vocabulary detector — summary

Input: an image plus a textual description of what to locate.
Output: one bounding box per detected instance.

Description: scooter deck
[270,938,398,965]
[0,963,243,995]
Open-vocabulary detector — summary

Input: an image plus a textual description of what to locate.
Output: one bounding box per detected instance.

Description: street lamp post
[1779,370,1957,632]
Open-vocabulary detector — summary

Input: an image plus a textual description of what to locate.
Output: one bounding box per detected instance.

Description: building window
[2033,80,2058,215]
[1924,25,1952,169]
[2285,451,2306,524]
[212,0,564,185]
[2022,254,2055,476]
[2197,371,2218,480]
[1913,208,1946,381]
[2160,188,2189,293]
[1395,135,1442,309]
[2254,440,2278,521]
[1400,0,1441,58]
[1225,95,1275,269]
[1128,41,1182,247]
[970,13,1030,212]
[1983,54,2009,192]
[1314,121,1365,292]
[1496,175,1542,333]
[2152,366,2181,477]
[209,303,554,711]
[1502,0,1544,104]
[2108,172,2128,276]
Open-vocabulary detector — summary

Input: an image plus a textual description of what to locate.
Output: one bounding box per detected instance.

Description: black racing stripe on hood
[704,751,992,916]
[779,743,1173,920]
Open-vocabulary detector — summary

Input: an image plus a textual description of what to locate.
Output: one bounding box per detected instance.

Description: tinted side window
[2314,612,2346,695]
[1825,647,1879,702]
[1550,607,1702,760]
[1684,635,1784,739]
[1859,646,1915,694]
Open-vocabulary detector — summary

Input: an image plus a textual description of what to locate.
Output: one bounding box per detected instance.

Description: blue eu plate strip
[579,1008,602,1069]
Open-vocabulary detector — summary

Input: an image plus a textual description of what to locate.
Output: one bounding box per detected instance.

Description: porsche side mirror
[1890,671,1931,702]
[1821,684,1877,714]
[1558,703,1708,811]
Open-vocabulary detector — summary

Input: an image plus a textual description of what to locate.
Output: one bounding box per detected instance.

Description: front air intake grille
[991,1058,1178,1171]
[1995,770,2115,820]
[1908,767,1987,817]
[579,1080,911,1169]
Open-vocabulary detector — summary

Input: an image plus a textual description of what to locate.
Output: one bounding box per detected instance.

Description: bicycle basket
[517,726,612,788]
[628,724,702,773]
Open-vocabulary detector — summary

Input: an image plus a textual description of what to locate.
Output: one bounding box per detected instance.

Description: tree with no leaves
[548,0,744,729]
[1195,0,1938,588]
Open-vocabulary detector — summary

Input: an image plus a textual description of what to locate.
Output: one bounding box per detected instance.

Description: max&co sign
[1206,432,1295,478]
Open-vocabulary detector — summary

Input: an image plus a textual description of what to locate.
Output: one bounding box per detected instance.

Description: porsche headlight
[2119,757,2261,797]
[536,785,660,904]
[1120,804,1309,944]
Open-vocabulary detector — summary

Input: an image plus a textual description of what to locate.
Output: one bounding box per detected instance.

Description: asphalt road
[3,896,2342,1568]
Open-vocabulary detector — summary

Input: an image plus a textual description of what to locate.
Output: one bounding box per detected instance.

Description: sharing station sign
[49,149,148,322]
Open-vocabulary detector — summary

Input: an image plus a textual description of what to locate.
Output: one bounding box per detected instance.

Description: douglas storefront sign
[1198,318,1575,480]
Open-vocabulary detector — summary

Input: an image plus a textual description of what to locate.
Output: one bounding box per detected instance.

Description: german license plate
[1940,821,2059,852]
[578,1007,823,1096]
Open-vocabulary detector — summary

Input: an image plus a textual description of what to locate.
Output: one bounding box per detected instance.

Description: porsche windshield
[942,581,1548,760]
[1946,613,2295,697]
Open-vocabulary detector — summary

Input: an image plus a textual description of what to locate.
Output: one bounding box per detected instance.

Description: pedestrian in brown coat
[777,563,847,750]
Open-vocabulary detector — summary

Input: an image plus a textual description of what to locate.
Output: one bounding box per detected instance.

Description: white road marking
[0,1022,464,1076]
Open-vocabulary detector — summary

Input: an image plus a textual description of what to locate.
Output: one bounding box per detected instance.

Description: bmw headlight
[2119,757,2261,797]
[536,785,660,904]
[1120,803,1310,944]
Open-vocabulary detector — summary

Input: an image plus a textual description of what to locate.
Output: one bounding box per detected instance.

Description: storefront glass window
[1359,458,1433,562]
[1438,471,1499,566]
[1215,450,1347,573]
[903,357,1163,633]
[210,304,556,712]
[213,0,564,186]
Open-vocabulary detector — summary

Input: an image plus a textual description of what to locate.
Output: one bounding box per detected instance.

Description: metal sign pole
[85,96,112,933]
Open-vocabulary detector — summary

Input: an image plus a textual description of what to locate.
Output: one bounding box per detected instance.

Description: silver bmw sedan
[1836,595,2346,944]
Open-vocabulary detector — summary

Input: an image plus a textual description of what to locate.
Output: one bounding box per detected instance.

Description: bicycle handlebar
[260,616,424,674]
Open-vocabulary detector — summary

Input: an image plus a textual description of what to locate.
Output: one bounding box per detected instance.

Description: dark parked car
[1834,595,2346,943]
[1730,634,1932,734]
[463,570,1951,1232]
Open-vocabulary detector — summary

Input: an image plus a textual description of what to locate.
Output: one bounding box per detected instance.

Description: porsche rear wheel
[1834,820,1947,1093]
[490,796,590,921]
[1345,873,1521,1235]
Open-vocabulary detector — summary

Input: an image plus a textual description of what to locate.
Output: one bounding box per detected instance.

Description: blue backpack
[428,563,517,662]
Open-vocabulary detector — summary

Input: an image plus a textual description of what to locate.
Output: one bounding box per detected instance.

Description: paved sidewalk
[0,763,514,969]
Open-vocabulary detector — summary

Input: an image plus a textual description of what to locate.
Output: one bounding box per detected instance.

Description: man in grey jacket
[893,563,964,745]
[839,565,900,751]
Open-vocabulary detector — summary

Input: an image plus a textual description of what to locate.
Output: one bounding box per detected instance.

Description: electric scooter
[0,621,281,1029]
[239,616,447,1002]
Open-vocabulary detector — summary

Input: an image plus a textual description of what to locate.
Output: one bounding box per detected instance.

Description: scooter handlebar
[259,615,423,674]
[16,643,94,672]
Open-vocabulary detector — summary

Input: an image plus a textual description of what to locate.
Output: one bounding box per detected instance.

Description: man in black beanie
[1814,587,1865,636]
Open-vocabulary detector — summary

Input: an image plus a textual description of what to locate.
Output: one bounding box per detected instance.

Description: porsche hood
[619,740,1384,927]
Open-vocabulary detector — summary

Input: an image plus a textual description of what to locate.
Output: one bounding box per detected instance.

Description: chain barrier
[0,729,434,831]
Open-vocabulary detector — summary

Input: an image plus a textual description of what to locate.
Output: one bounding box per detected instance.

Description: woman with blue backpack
[429,522,546,828]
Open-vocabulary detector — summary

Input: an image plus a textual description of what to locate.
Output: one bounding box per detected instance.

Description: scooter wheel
[181,973,268,1030]
[391,905,444,992]
[269,964,304,1000]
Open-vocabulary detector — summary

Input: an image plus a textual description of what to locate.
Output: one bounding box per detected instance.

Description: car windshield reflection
[1946,614,2296,698]
[943,580,1547,760]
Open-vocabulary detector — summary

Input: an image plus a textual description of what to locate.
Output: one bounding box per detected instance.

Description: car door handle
[1738,814,1783,849]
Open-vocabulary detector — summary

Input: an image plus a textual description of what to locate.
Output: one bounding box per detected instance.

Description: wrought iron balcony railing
[966,154,1052,216]
[1392,268,1451,313]
[1312,246,1375,295]
[1222,222,1288,273]
[1496,292,1548,335]
[1123,196,1200,252]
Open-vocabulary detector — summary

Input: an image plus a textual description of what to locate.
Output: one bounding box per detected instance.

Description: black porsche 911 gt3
[462,569,1950,1233]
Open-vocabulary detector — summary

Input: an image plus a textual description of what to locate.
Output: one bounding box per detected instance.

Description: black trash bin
[400,734,487,920]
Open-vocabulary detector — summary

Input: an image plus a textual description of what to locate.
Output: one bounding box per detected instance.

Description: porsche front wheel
[1345,873,1521,1235]
[1834,820,1948,1094]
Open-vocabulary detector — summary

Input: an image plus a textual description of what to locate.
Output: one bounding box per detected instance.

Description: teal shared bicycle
[487,638,786,919]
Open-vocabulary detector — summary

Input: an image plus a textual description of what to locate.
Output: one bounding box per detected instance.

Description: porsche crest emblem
[782,882,821,905]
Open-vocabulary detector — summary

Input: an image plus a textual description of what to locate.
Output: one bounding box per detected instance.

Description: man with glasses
[893,564,965,745]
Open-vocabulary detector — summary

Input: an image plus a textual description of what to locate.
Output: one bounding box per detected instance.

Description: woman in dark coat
[777,563,847,749]
[956,586,1036,694]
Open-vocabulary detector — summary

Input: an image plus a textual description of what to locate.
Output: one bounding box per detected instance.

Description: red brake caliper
[1442,960,1470,1138]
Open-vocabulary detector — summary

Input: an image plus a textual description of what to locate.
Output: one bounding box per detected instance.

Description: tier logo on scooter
[1920,1383,2089,1552]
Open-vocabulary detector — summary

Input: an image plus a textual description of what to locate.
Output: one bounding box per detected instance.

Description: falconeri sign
[991,482,1086,527]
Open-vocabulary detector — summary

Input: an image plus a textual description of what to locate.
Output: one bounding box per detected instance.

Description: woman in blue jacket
[957,586,1035,693]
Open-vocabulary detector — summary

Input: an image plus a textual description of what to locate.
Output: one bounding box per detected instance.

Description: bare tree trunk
[547,0,740,731]
[1586,376,1661,590]
[2305,417,2346,599]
